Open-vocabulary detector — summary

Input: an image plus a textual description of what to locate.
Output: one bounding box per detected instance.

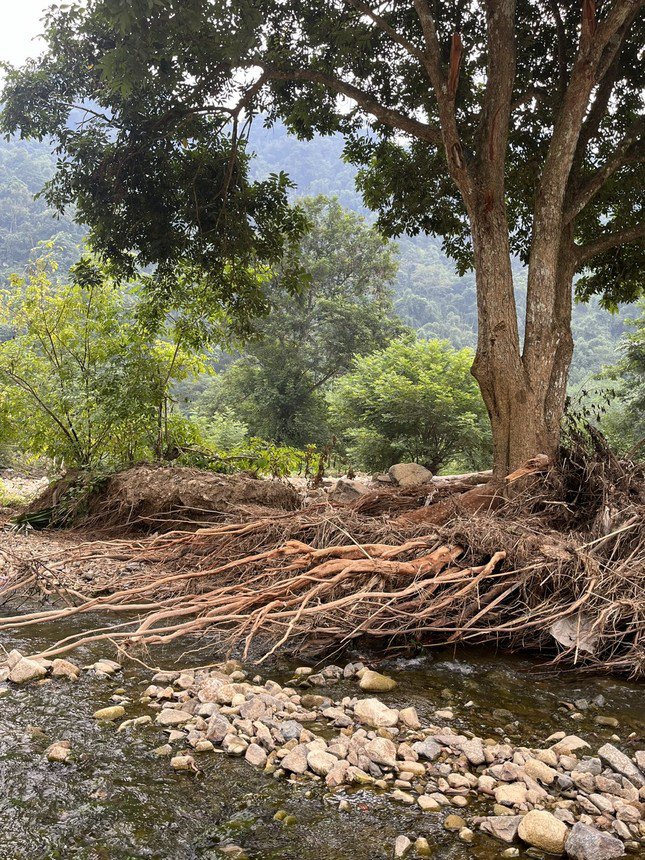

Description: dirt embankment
[23,463,301,530]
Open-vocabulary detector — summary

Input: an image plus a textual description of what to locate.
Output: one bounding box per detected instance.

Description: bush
[330,337,491,474]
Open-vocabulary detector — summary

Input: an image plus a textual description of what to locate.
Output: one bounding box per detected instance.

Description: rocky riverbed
[2,645,643,860]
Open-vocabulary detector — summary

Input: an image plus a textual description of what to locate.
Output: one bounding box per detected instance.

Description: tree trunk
[470,221,575,477]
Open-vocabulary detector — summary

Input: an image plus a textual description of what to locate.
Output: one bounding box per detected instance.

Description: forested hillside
[0,128,628,384]
[0,138,83,278]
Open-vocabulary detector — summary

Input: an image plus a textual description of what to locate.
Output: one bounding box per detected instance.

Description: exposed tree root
[1,434,643,676]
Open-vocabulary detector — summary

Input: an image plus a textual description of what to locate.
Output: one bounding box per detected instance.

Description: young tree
[330,338,490,473]
[0,257,201,467]
[2,0,643,474]
[599,300,645,456]
[201,196,402,445]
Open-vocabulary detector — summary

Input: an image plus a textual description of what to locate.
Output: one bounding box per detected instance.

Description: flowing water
[0,612,643,860]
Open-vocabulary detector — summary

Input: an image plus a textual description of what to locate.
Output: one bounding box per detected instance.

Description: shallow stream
[0,612,643,860]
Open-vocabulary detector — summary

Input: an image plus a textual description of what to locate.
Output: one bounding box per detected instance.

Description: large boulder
[388,463,433,487]
[518,810,568,854]
[329,479,370,503]
[564,823,625,860]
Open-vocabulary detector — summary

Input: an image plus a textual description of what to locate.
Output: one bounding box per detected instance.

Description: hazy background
[1,1,48,68]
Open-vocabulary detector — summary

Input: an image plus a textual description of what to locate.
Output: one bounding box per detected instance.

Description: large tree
[206,195,401,445]
[1,0,643,474]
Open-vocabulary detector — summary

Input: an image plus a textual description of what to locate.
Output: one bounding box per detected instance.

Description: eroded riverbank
[0,610,643,860]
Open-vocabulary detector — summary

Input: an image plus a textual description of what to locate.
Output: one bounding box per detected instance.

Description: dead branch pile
[1,429,643,676]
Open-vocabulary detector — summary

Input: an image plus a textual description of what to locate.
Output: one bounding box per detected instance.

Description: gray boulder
[564,823,625,860]
[597,743,645,788]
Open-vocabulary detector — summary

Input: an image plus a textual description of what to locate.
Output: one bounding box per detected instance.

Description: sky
[1,1,49,68]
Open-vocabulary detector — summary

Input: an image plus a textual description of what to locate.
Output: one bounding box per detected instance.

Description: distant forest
[0,123,628,387]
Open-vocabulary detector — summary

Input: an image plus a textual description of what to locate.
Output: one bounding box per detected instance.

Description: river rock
[197,678,225,702]
[495,782,527,807]
[457,737,485,766]
[444,814,466,832]
[280,720,305,741]
[551,735,590,755]
[245,743,267,768]
[391,789,415,803]
[398,707,421,729]
[388,463,433,487]
[564,822,625,859]
[156,709,192,727]
[394,835,411,858]
[353,698,399,727]
[170,754,197,771]
[93,705,126,721]
[326,759,350,788]
[364,737,397,768]
[9,657,47,684]
[281,744,309,774]
[458,827,475,843]
[45,740,71,762]
[418,794,441,812]
[222,735,247,755]
[412,739,441,761]
[414,837,432,857]
[524,756,557,785]
[597,743,645,788]
[359,669,397,693]
[307,749,337,776]
[518,809,568,854]
[206,713,232,742]
[479,816,523,843]
[51,658,80,680]
[88,659,121,676]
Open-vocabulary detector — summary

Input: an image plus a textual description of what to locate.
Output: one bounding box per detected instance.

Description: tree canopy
[2,0,643,473]
[195,195,403,446]
[2,0,641,297]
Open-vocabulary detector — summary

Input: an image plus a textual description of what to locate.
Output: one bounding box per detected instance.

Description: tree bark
[472,222,575,477]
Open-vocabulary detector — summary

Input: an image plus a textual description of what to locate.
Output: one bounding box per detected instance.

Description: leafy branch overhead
[2,0,641,292]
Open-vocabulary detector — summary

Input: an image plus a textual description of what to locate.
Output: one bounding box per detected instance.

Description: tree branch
[565,118,644,222]
[547,0,569,99]
[575,222,645,265]
[412,0,475,210]
[531,0,641,244]
[342,0,426,64]
[263,65,442,145]
[478,0,517,189]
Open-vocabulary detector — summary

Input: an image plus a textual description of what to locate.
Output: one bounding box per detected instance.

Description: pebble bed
[2,649,643,860]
